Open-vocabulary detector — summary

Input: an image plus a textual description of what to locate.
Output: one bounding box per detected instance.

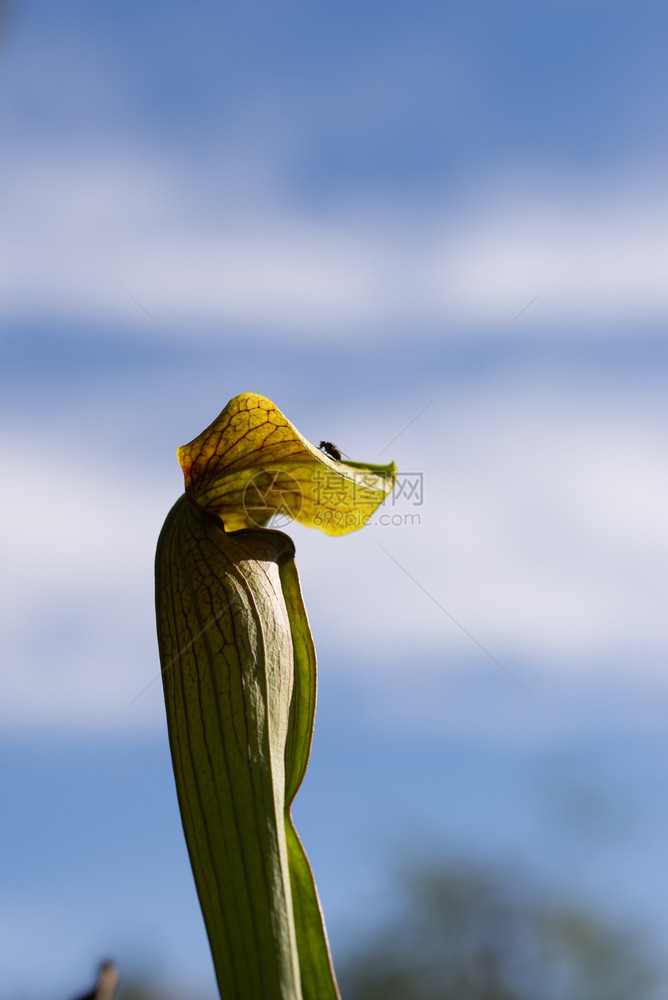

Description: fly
[319,441,343,461]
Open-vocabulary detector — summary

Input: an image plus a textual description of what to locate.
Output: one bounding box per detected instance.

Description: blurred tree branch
[71,961,119,1000]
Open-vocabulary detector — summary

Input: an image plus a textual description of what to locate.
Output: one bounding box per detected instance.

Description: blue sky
[2,2,668,997]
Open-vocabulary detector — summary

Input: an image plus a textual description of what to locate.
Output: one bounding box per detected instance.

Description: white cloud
[3,148,668,337]
[0,432,173,732]
[1,378,666,734]
[294,384,668,677]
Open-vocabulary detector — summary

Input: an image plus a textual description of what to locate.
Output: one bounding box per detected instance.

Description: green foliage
[338,861,662,1000]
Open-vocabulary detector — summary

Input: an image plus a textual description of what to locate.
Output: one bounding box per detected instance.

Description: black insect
[319,440,342,461]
